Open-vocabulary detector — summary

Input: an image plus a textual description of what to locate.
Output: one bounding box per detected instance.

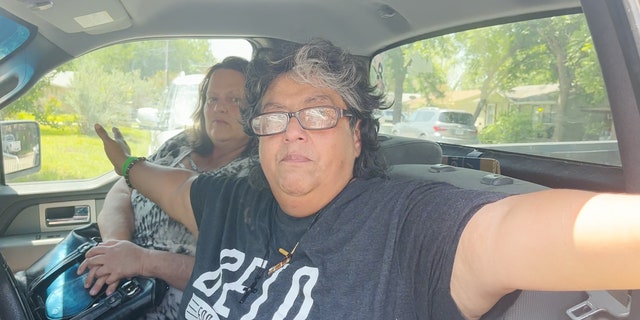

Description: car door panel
[0,175,116,272]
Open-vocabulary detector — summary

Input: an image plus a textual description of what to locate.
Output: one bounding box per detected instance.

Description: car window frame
[372,9,619,167]
[0,37,253,186]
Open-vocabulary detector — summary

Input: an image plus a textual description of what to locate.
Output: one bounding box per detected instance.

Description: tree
[406,38,450,102]
[479,109,547,143]
[376,13,605,143]
[524,15,590,140]
[386,47,408,123]
[5,39,215,121]
[455,25,520,120]
[1,78,47,120]
[454,14,600,142]
[62,59,152,133]
[89,39,214,80]
[379,40,449,123]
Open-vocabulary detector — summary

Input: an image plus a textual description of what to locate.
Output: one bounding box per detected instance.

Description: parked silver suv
[391,107,478,145]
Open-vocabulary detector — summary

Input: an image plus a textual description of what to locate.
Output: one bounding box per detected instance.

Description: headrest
[378,134,442,165]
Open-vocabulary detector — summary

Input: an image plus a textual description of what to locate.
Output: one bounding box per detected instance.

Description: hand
[94,124,132,176]
[77,240,148,296]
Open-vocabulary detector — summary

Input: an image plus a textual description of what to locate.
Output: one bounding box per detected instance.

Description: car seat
[378,138,639,320]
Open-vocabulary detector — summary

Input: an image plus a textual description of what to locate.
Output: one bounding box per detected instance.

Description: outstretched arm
[94,124,198,234]
[452,189,640,319]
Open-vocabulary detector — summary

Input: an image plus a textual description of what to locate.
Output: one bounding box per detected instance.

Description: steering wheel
[0,251,32,320]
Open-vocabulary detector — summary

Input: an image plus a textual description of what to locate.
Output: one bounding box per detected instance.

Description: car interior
[1,0,640,318]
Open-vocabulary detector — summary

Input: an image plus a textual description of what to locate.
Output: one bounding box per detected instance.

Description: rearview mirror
[1,120,41,179]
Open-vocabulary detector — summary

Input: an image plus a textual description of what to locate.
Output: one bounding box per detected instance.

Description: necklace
[268,242,299,276]
[239,258,268,304]
[267,208,323,276]
[239,205,323,303]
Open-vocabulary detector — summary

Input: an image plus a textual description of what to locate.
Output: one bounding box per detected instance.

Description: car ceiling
[2,0,581,58]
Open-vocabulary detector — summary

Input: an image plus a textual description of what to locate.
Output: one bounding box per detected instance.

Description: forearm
[142,250,195,290]
[126,160,199,234]
[481,189,640,291]
[98,178,135,240]
[453,189,640,319]
[95,124,198,234]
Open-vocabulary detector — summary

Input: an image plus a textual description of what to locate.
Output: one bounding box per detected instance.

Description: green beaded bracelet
[122,156,146,188]
[121,156,138,176]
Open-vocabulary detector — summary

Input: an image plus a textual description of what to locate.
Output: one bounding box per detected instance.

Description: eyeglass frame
[250,105,354,136]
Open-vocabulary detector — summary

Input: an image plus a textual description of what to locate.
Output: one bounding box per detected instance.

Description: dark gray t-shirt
[180,174,507,319]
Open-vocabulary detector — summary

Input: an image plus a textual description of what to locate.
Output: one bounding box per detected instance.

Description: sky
[209,39,253,61]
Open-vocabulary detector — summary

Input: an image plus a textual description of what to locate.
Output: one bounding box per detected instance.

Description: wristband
[123,156,146,188]
[121,156,138,176]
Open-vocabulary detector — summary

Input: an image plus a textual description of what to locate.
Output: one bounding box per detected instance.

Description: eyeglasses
[250,106,353,136]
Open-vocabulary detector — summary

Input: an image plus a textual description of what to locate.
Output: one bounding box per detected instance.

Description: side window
[0,38,252,183]
[372,13,618,166]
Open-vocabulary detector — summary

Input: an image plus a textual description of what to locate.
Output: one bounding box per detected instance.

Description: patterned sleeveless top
[130,131,255,319]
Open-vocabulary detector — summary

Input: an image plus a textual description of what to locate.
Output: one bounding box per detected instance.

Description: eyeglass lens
[251,106,349,136]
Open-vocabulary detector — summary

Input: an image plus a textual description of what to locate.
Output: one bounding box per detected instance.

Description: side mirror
[1,120,41,179]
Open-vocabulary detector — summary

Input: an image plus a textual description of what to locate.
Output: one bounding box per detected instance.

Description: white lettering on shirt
[186,248,319,319]
[214,256,267,316]
[184,294,220,320]
[273,266,318,320]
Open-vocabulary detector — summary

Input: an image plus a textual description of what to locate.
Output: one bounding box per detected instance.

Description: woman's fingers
[111,127,132,154]
[104,280,121,296]
[94,124,131,174]
[88,273,108,296]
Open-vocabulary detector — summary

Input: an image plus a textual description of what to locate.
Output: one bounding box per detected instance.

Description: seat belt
[566,290,632,319]
[492,290,637,320]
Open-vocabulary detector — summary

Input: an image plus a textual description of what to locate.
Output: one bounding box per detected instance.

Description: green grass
[10,126,151,182]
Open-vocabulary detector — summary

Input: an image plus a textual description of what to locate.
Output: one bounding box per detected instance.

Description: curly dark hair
[188,56,257,157]
[243,38,388,186]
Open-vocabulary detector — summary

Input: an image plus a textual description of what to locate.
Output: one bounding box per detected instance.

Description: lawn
[10,126,152,182]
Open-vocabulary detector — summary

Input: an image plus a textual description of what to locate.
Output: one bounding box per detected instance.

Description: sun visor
[18,0,132,34]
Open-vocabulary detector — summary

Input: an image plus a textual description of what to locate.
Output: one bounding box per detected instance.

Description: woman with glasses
[90,39,640,320]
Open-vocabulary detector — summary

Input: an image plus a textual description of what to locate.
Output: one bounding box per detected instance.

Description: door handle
[45,205,90,226]
[39,200,96,231]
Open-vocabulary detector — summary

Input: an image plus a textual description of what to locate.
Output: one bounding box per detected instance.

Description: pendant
[268,242,299,276]
[268,255,291,276]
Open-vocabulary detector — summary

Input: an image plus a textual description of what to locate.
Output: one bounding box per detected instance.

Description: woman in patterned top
[78,56,257,319]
